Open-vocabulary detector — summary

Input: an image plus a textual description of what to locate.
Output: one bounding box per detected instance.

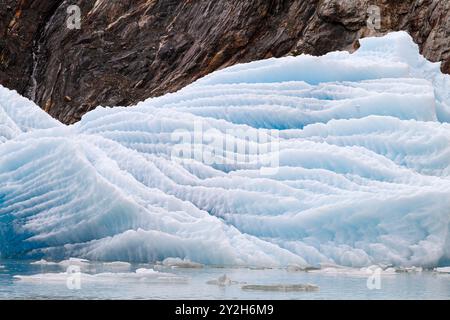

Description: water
[0,260,449,300]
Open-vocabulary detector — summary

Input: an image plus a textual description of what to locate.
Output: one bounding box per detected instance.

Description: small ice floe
[58,258,90,268]
[395,266,423,273]
[102,261,132,271]
[287,264,319,272]
[103,261,131,268]
[14,268,188,284]
[162,258,204,269]
[309,264,397,276]
[14,273,67,283]
[30,259,60,266]
[32,258,132,271]
[30,258,92,271]
[0,265,4,269]
[366,265,397,275]
[133,268,189,283]
[241,284,319,292]
[206,274,238,287]
[434,267,450,274]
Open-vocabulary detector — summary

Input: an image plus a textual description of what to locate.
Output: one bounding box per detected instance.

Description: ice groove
[0,32,449,267]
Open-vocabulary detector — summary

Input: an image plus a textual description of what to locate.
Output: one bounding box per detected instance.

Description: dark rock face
[0,0,449,124]
[0,0,62,94]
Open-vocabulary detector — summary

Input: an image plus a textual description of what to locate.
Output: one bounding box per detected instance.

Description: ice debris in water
[30,258,131,270]
[30,259,60,266]
[1,32,450,268]
[162,258,204,269]
[206,274,238,286]
[434,267,450,274]
[30,258,91,271]
[241,284,319,292]
[102,261,132,269]
[395,266,423,273]
[309,264,397,276]
[14,268,188,284]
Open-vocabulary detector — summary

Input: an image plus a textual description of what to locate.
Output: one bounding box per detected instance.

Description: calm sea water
[0,260,449,300]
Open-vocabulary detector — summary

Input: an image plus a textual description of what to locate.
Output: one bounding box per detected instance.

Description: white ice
[1,32,450,268]
[14,268,188,284]
[435,267,450,274]
[161,258,204,269]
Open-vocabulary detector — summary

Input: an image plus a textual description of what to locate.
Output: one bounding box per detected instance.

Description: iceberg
[1,32,449,268]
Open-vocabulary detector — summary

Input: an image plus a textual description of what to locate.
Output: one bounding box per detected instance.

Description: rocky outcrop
[0,1,62,96]
[1,0,449,124]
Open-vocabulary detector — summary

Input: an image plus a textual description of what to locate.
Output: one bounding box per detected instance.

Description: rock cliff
[1,0,449,123]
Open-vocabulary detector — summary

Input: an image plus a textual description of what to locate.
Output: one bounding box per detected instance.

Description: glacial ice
[241,284,319,292]
[308,265,397,277]
[14,268,188,284]
[102,261,132,268]
[435,267,450,274]
[162,258,204,269]
[206,274,237,286]
[30,259,62,266]
[1,32,450,268]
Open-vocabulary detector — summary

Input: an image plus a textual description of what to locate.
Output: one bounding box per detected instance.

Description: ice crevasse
[1,32,450,268]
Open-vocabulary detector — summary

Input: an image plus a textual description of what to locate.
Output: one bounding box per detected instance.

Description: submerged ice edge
[0,32,450,268]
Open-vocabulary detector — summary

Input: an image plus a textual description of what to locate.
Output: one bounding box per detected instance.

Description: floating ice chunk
[162,258,204,269]
[103,261,132,268]
[57,258,91,268]
[135,268,158,274]
[14,273,68,283]
[30,259,60,266]
[241,284,319,292]
[434,267,450,274]
[14,268,188,284]
[114,269,189,283]
[309,265,397,276]
[396,266,423,273]
[363,265,397,275]
[206,274,237,286]
[30,258,91,269]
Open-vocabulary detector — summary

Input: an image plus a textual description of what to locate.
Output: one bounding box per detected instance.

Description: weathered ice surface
[1,32,450,267]
[0,0,449,124]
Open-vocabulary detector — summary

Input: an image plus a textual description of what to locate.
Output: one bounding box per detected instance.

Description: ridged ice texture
[0,86,60,143]
[1,32,449,268]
